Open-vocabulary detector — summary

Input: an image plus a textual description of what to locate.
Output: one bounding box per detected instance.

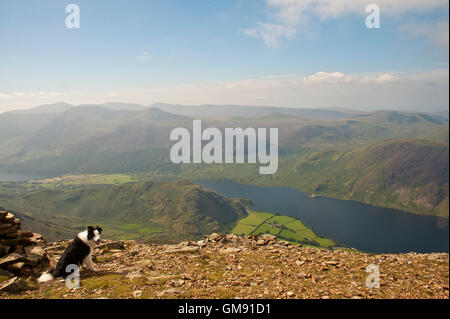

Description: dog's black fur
[51,236,92,278]
[40,226,102,281]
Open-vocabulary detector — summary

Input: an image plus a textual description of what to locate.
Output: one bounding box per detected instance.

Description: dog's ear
[96,226,103,233]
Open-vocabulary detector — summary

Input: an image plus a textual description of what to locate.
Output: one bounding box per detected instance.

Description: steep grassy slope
[416,124,449,144]
[173,139,449,217]
[0,180,250,240]
[292,139,449,216]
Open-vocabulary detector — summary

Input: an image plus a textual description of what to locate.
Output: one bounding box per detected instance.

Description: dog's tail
[37,272,54,283]
[38,256,57,283]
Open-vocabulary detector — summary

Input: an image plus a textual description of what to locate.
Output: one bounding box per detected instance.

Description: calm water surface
[195,179,449,254]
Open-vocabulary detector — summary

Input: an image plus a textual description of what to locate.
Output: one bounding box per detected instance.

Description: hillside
[0,180,250,241]
[6,102,358,119]
[0,105,447,174]
[0,104,448,217]
[1,233,448,299]
[293,139,449,216]
[175,139,449,217]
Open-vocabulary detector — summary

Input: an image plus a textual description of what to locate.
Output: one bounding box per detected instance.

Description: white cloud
[400,21,449,49]
[134,69,449,111]
[243,0,448,47]
[0,91,67,112]
[303,71,352,84]
[243,23,297,48]
[268,0,448,21]
[360,73,397,84]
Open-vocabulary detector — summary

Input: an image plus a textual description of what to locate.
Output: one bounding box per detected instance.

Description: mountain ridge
[0,180,251,241]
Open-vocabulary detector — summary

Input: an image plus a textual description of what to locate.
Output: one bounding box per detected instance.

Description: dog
[38,226,102,283]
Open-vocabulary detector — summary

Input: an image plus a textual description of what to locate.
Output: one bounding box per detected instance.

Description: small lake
[195,179,449,254]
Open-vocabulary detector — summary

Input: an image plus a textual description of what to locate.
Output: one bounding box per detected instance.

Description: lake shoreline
[194,179,449,254]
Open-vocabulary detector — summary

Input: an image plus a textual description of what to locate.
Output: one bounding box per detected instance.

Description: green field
[231,210,335,248]
[29,174,136,188]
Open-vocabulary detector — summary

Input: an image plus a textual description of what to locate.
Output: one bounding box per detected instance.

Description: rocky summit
[0,209,48,293]
[0,229,448,299]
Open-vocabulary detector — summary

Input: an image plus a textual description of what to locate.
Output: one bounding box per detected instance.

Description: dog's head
[87,226,102,245]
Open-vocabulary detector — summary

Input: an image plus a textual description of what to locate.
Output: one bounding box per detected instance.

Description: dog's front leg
[83,254,98,272]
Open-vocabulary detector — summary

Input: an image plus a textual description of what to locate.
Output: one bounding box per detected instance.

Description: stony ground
[1,234,448,299]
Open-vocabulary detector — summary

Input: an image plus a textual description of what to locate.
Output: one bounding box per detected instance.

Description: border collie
[38,226,102,283]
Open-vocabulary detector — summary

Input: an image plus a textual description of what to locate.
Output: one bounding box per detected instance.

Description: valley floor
[1,234,448,299]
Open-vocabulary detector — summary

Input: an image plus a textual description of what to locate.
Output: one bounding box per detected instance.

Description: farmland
[232,210,335,248]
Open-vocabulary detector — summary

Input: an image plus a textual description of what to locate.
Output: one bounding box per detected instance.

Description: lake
[195,179,449,254]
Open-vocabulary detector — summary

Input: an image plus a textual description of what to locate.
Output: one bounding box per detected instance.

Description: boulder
[260,234,276,242]
[2,230,20,239]
[25,245,46,265]
[0,276,30,293]
[256,239,266,246]
[97,241,125,251]
[205,233,225,242]
[164,246,200,254]
[226,234,239,242]
[19,233,45,246]
[6,262,25,273]
[0,237,21,246]
[3,213,15,222]
[0,211,8,219]
[0,223,18,231]
[0,245,10,257]
[0,253,25,268]
[19,231,34,238]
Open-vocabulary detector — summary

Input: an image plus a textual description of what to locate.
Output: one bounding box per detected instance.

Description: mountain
[6,102,360,119]
[293,139,449,217]
[416,124,449,144]
[150,103,358,119]
[96,102,148,111]
[0,180,250,241]
[8,102,73,114]
[1,105,446,170]
[0,104,448,216]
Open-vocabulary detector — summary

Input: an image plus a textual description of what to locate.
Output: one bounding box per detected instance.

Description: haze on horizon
[0,0,448,113]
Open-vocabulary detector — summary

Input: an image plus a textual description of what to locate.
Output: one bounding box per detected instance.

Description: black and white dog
[38,226,102,283]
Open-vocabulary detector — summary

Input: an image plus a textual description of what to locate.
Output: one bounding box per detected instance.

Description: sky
[0,0,448,113]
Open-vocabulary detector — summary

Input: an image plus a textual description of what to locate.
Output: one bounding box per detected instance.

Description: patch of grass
[232,223,256,235]
[33,174,136,188]
[237,213,266,226]
[0,276,10,283]
[270,215,294,225]
[232,210,335,248]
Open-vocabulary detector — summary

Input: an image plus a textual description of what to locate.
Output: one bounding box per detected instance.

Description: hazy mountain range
[0,102,448,217]
[6,102,360,119]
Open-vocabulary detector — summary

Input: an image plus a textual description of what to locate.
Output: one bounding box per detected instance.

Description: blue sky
[0,0,448,112]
